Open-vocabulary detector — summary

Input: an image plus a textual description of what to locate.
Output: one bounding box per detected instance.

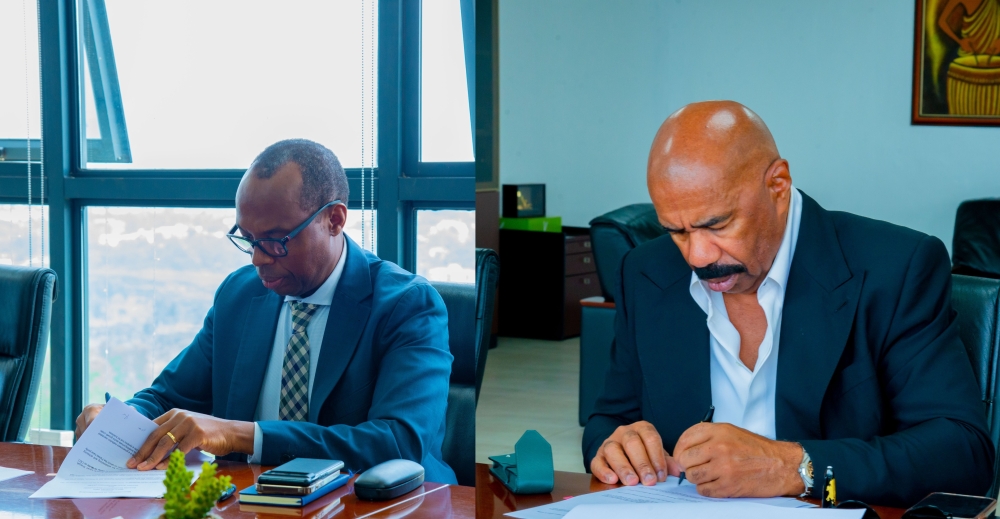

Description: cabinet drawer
[566,236,593,255]
[565,252,596,276]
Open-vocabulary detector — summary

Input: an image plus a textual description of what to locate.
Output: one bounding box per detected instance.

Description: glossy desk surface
[0,443,474,518]
[476,463,907,519]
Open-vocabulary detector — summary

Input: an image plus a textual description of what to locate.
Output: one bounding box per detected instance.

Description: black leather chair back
[589,204,666,302]
[432,248,500,487]
[0,266,56,442]
[951,274,1000,497]
[432,281,476,486]
[953,199,1000,279]
[475,248,499,402]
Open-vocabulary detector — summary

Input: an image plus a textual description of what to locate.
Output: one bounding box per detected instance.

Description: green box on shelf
[499,216,562,233]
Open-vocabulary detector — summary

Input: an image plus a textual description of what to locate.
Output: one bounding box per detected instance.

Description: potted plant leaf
[162,450,233,519]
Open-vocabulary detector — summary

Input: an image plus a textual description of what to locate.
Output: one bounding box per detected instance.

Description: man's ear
[327,203,348,236]
[765,158,792,199]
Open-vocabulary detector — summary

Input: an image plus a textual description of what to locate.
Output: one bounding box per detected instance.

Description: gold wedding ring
[165,431,178,444]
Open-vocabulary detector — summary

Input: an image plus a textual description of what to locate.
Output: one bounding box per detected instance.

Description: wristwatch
[798,448,814,497]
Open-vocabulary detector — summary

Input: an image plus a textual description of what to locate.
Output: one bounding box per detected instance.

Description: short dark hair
[249,139,349,213]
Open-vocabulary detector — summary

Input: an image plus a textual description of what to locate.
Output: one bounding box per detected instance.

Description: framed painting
[912,0,1000,125]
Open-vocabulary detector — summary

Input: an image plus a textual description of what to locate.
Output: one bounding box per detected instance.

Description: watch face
[806,461,813,480]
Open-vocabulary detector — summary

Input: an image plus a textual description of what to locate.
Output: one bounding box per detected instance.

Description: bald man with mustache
[583,101,993,507]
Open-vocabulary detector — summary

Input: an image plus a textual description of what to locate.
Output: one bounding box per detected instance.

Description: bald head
[646,101,792,295]
[648,101,778,193]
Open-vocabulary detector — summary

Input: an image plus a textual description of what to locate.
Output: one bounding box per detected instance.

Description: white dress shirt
[248,244,347,463]
[688,187,802,439]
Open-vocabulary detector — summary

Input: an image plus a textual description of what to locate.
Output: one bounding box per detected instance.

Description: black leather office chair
[578,206,665,424]
[0,265,57,442]
[951,274,1000,497]
[433,248,499,487]
[953,199,1000,279]
[589,204,666,302]
[475,248,499,401]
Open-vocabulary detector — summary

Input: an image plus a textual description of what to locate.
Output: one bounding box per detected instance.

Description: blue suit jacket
[584,193,994,507]
[128,236,456,483]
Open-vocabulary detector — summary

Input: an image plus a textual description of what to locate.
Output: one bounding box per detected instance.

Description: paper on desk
[0,466,33,482]
[506,476,813,519]
[563,503,864,519]
[30,397,201,499]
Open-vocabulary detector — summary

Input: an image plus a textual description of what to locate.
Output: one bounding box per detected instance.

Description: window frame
[0,0,475,430]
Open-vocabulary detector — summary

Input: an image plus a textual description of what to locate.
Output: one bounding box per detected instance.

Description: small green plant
[162,450,233,519]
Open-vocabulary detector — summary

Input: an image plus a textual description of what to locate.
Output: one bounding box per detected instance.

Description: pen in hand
[677,405,714,486]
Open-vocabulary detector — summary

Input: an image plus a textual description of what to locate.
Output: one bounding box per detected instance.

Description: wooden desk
[0,443,475,518]
[476,463,906,519]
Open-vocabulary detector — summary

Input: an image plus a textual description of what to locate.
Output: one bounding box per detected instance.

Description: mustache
[693,262,747,280]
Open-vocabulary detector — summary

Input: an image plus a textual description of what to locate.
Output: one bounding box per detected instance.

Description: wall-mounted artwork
[913,0,1000,125]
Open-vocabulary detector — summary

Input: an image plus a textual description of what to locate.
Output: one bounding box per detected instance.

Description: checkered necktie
[279,302,320,421]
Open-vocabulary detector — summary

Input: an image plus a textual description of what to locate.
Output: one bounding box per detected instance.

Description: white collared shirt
[248,243,347,462]
[688,187,802,439]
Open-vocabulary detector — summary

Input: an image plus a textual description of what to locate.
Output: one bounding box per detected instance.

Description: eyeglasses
[227,200,342,258]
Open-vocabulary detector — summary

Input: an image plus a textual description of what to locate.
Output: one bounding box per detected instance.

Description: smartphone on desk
[257,458,344,488]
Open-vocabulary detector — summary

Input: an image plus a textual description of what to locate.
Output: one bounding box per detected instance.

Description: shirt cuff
[248,422,263,464]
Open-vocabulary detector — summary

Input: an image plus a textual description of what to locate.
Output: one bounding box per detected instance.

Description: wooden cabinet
[498,226,602,340]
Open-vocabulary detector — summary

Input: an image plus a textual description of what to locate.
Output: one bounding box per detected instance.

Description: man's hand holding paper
[127,409,254,470]
[75,402,104,439]
[31,398,204,499]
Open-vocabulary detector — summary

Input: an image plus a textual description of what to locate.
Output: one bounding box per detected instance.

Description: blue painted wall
[499,0,999,249]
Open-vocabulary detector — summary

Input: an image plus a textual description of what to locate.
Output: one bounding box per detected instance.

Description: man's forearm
[775,441,806,496]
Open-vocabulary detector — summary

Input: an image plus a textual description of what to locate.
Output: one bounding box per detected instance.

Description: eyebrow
[661,213,732,233]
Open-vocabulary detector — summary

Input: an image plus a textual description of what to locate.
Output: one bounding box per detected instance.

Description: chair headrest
[0,266,57,358]
[589,203,666,249]
[953,199,1000,279]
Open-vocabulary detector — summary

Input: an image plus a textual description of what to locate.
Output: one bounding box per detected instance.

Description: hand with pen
[590,416,806,498]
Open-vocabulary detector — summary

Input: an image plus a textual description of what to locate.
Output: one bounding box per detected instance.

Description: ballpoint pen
[217,483,238,503]
[105,392,111,403]
[677,405,714,485]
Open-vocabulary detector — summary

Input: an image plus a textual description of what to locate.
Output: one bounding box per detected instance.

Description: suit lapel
[309,236,373,423]
[226,290,283,421]
[636,238,713,446]
[775,193,864,439]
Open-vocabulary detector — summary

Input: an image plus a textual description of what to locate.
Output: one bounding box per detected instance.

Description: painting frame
[912,0,1000,126]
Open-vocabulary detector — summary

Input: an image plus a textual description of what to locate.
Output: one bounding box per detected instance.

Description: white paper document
[506,476,815,519]
[0,466,33,482]
[563,503,864,519]
[30,397,200,499]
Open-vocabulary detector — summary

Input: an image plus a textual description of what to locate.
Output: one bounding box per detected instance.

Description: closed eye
[662,225,685,235]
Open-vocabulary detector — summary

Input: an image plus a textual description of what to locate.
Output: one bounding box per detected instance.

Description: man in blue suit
[75,139,456,483]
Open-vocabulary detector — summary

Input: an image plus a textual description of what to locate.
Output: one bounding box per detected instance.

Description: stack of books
[239,459,350,509]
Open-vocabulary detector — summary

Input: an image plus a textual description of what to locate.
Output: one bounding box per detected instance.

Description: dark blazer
[583,192,994,507]
[128,236,456,484]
